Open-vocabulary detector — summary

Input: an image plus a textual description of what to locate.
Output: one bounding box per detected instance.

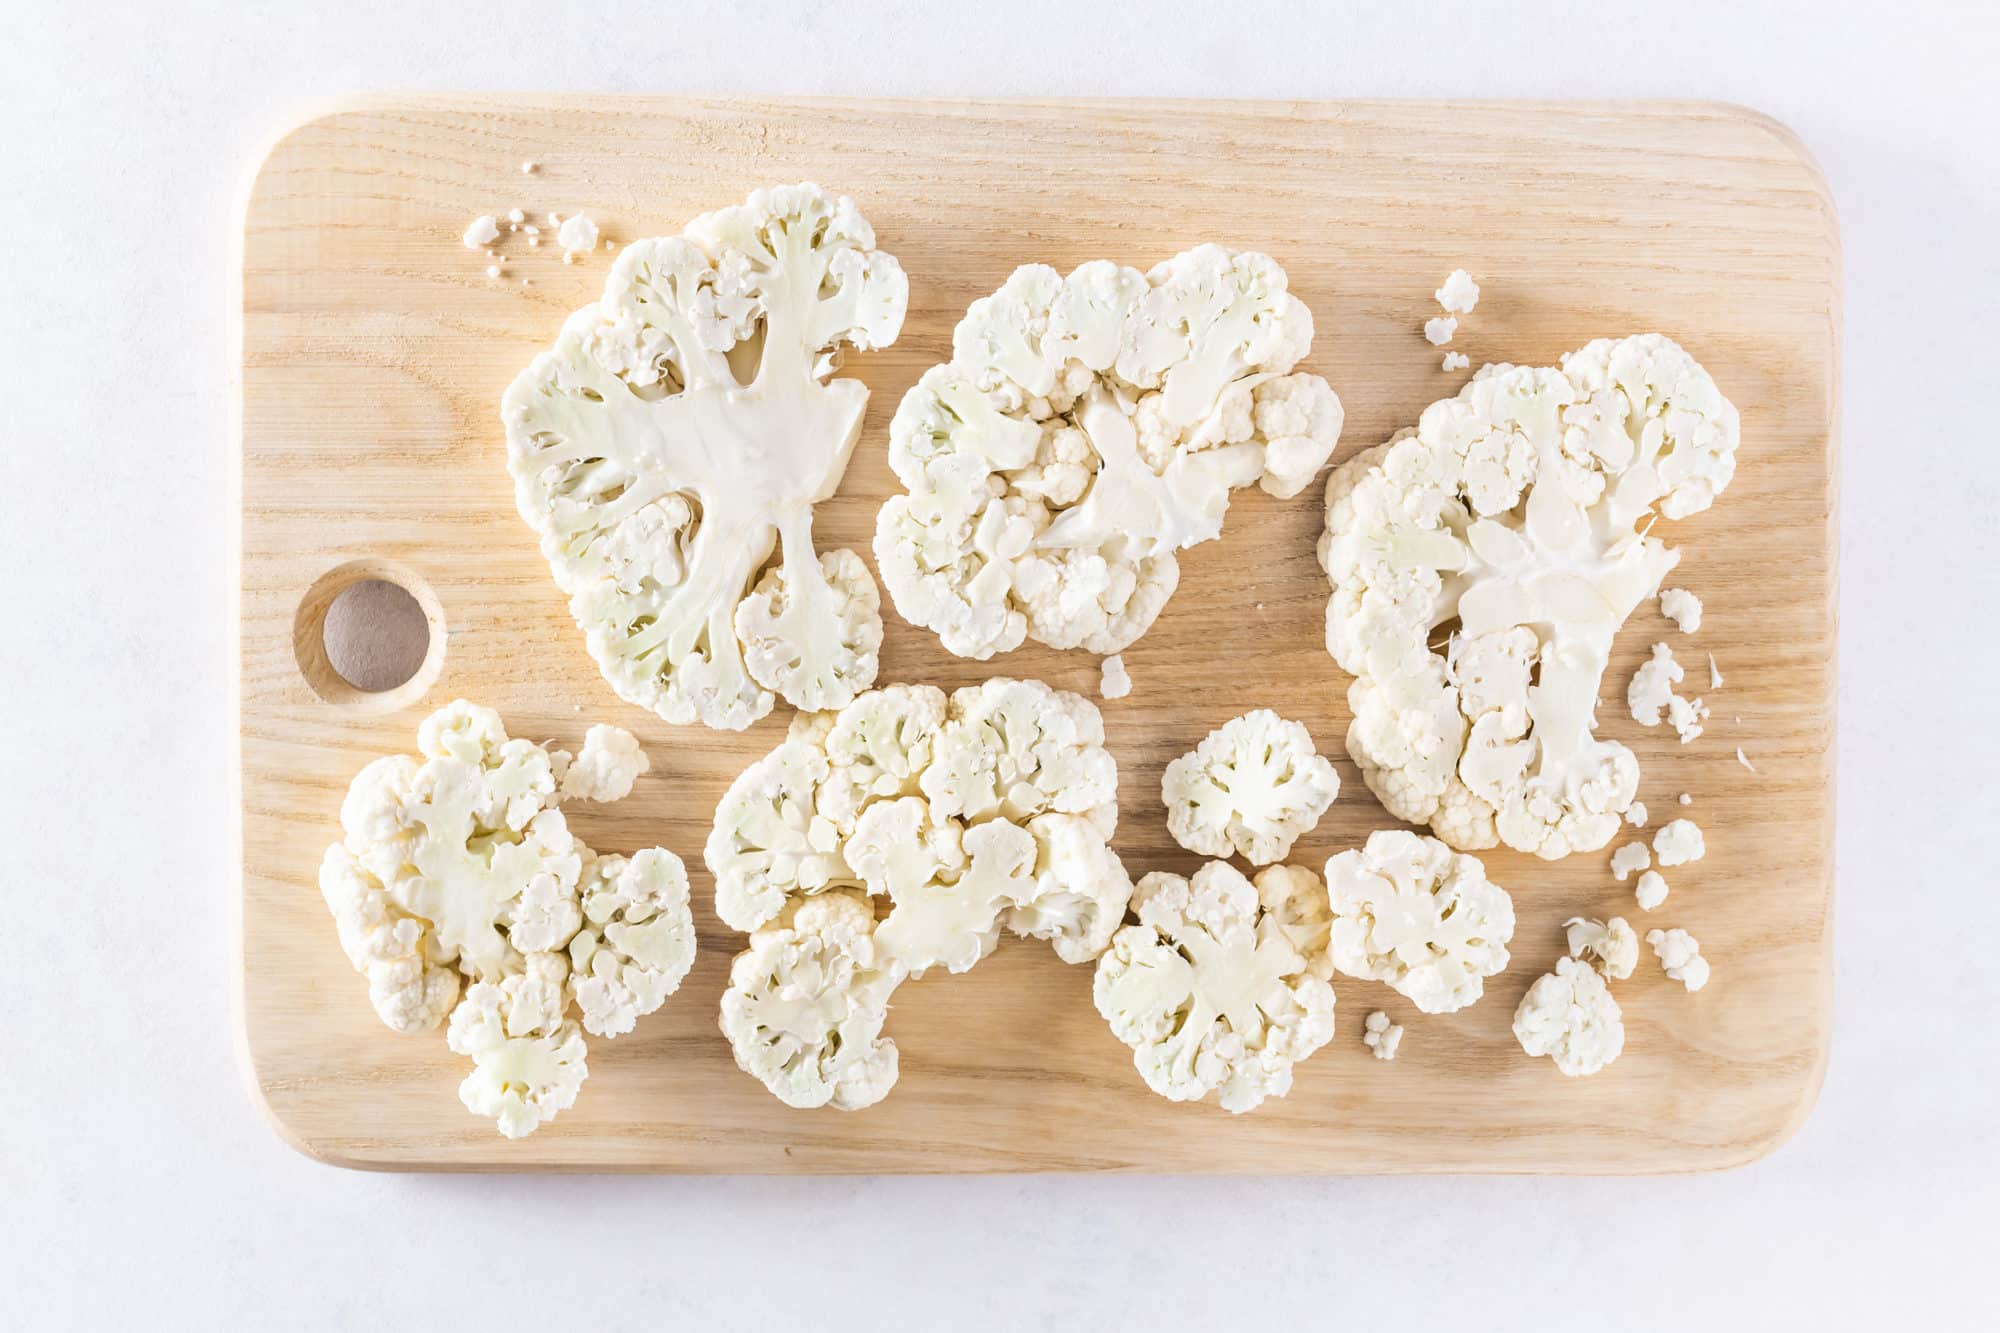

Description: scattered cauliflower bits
[1628,642,1709,743]
[875,247,1344,661]
[1564,915,1639,981]
[1514,956,1625,1076]
[1094,862,1336,1113]
[1323,829,1515,1014]
[707,679,1132,1109]
[1363,1009,1404,1060]
[1161,710,1340,866]
[1647,927,1711,992]
[503,183,909,730]
[318,702,695,1137]
[1634,868,1669,911]
[1319,335,1740,860]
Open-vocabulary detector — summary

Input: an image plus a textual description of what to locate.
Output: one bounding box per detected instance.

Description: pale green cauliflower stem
[504,183,907,730]
[1319,334,1740,859]
[876,247,1343,660]
[1094,862,1336,1114]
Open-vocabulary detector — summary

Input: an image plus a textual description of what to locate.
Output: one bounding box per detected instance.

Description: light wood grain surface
[236,97,1838,1173]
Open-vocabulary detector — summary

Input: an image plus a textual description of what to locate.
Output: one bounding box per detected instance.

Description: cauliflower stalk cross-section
[876,247,1344,660]
[1323,829,1516,1014]
[707,679,1133,1109]
[1162,710,1340,866]
[318,701,695,1138]
[504,183,909,730]
[1094,862,1337,1113]
[1319,335,1740,859]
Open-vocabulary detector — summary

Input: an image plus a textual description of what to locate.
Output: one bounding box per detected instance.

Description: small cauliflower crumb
[557,213,599,254]
[1708,653,1724,690]
[1423,316,1457,346]
[1659,587,1703,633]
[485,264,502,279]
[1647,927,1710,992]
[1679,793,1693,806]
[546,212,563,227]
[1628,643,1684,726]
[1654,818,1705,867]
[1611,841,1652,883]
[520,160,538,174]
[1625,801,1649,828]
[507,207,525,225]
[1736,747,1757,773]
[1442,351,1470,372]
[1434,268,1481,314]
[1098,654,1131,700]
[462,214,500,248]
[1634,869,1669,911]
[1363,1010,1403,1061]
[1667,692,1710,744]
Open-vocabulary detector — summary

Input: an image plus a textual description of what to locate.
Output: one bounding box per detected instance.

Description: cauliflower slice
[1513,956,1625,1076]
[320,702,691,1136]
[503,183,908,729]
[1093,862,1336,1113]
[877,247,1343,659]
[1162,710,1341,866]
[708,680,1130,1106]
[1564,915,1639,981]
[1323,829,1515,1014]
[1320,335,1740,858]
[1647,927,1712,992]
[719,892,901,1110]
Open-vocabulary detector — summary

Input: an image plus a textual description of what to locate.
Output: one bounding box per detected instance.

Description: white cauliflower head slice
[719,891,901,1110]
[1094,862,1336,1113]
[503,183,908,729]
[877,247,1343,659]
[1323,829,1515,1014]
[1162,709,1340,866]
[1564,915,1639,981]
[1513,956,1626,1077]
[1319,335,1740,859]
[567,848,696,1037]
[446,957,590,1139]
[706,737,850,932]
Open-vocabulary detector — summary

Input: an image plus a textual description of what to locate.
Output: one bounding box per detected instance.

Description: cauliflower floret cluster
[1323,829,1516,1014]
[319,702,694,1137]
[707,679,1132,1108]
[1513,956,1626,1077]
[503,183,909,731]
[1319,334,1740,859]
[1093,861,1337,1113]
[1162,710,1340,866]
[876,247,1344,660]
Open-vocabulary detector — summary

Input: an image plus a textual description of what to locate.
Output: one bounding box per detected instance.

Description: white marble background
[3,1,1994,1328]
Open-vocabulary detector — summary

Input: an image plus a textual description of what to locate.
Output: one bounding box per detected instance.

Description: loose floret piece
[1737,747,1757,773]
[1653,818,1705,867]
[319,701,691,1136]
[1646,927,1711,992]
[1323,829,1515,1014]
[1320,336,1739,859]
[1514,957,1625,1076]
[1162,710,1340,866]
[504,183,908,729]
[463,214,500,248]
[1708,653,1724,690]
[710,679,1132,1105]
[1659,587,1703,633]
[1362,1009,1404,1060]
[1564,915,1639,980]
[1625,801,1649,827]
[1093,862,1336,1113]
[1424,316,1457,346]
[1435,269,1481,315]
[1679,792,1693,806]
[1635,869,1669,911]
[1628,643,1684,726]
[876,247,1343,659]
[1099,654,1132,700]
[1442,351,1470,372]
[1610,840,1651,883]
[556,213,598,255]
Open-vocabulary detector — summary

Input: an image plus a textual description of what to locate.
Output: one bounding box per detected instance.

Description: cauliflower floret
[1362,1009,1404,1060]
[1564,915,1639,981]
[567,849,696,1037]
[1647,927,1711,992]
[319,702,693,1136]
[1006,812,1135,965]
[1625,801,1649,828]
[1423,316,1457,346]
[1099,654,1132,700]
[1162,710,1340,866]
[718,892,901,1110]
[1513,956,1625,1077]
[1435,269,1481,315]
[557,723,650,803]
[878,247,1343,659]
[1635,869,1670,911]
[706,738,849,932]
[1659,587,1703,633]
[1320,336,1740,859]
[504,183,908,729]
[1323,829,1515,1014]
[1610,840,1651,883]
[1093,862,1336,1113]
[1653,818,1706,867]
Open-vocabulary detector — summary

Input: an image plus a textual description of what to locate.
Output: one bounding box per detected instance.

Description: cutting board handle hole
[292,561,446,713]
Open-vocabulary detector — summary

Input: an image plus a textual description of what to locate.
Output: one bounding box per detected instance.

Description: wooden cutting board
[236,97,1838,1172]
